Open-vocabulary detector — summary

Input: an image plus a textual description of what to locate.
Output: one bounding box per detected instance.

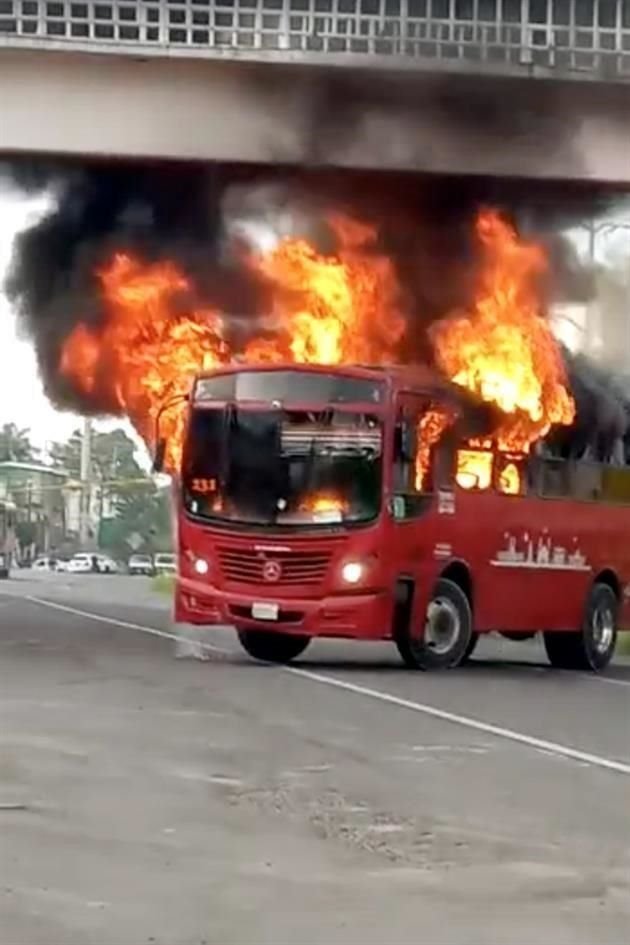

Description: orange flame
[430,210,575,453]
[60,254,228,470]
[58,209,574,480]
[245,215,406,365]
[455,449,493,491]
[415,409,453,490]
[498,460,521,495]
[299,492,348,515]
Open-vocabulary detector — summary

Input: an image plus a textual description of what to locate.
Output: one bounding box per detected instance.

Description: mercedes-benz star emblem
[262,560,282,583]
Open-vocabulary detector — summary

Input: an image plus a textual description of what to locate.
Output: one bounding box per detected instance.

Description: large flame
[244,215,405,365]
[430,210,575,452]
[58,208,574,477]
[60,254,228,470]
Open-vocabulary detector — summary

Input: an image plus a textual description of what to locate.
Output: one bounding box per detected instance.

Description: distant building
[64,478,114,546]
[0,461,69,556]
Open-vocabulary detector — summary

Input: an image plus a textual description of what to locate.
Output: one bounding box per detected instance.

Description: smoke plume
[2,158,629,457]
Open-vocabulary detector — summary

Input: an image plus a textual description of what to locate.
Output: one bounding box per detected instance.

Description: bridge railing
[1,0,629,81]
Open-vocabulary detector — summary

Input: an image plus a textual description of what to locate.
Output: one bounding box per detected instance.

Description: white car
[128,554,154,576]
[32,556,68,572]
[67,553,94,573]
[154,552,176,575]
[98,555,119,574]
[67,553,119,574]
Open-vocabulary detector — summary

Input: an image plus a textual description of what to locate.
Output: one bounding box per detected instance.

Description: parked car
[32,556,68,572]
[98,555,120,574]
[154,552,176,575]
[67,553,119,574]
[128,553,154,576]
[67,553,94,573]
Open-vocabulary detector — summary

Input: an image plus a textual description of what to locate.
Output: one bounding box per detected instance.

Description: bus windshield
[182,406,382,527]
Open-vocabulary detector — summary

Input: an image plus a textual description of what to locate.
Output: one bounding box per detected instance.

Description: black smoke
[2,158,629,457]
[546,348,630,464]
[2,160,280,412]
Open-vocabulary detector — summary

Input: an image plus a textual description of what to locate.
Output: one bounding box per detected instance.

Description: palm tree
[0,424,35,462]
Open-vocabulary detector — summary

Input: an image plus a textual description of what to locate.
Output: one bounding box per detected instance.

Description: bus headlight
[341,561,364,585]
[193,558,210,576]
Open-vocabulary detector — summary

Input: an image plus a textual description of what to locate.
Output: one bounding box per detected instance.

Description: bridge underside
[2,49,630,183]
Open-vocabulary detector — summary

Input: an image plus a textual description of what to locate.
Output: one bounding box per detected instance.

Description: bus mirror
[152,438,167,474]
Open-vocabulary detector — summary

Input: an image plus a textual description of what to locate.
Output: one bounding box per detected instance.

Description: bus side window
[495,455,525,496]
[538,457,571,498]
[600,464,630,504]
[537,457,603,501]
[391,403,437,519]
[569,462,603,501]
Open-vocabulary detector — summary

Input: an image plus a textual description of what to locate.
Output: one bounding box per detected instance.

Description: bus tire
[238,630,310,664]
[543,583,618,672]
[396,578,473,670]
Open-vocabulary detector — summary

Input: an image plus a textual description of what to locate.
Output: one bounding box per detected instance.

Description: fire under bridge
[2,0,630,180]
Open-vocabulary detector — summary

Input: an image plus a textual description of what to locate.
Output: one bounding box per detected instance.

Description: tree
[51,426,172,558]
[50,427,144,482]
[0,423,36,462]
[100,482,172,559]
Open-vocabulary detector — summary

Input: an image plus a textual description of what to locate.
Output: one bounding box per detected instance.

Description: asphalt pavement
[1,573,629,945]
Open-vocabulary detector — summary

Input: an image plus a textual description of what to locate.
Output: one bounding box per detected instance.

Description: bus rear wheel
[543,583,618,672]
[238,630,310,664]
[396,578,473,670]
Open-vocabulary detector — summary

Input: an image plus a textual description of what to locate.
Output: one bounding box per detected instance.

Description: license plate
[252,602,279,621]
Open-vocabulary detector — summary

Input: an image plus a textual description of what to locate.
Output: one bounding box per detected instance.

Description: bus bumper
[175,577,392,641]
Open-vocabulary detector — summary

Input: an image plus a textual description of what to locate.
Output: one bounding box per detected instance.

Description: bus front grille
[217,547,331,586]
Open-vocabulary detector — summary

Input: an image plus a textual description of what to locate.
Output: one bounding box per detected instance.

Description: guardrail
[1,1,629,81]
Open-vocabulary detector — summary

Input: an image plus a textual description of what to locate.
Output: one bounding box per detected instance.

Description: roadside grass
[152,573,175,595]
[617,632,630,656]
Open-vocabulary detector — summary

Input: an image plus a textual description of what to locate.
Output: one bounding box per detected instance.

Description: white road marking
[286,667,630,776]
[24,596,231,655]
[20,595,630,777]
[582,674,630,689]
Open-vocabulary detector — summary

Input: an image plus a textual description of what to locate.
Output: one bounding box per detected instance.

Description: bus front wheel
[544,583,618,672]
[396,578,473,670]
[238,629,310,664]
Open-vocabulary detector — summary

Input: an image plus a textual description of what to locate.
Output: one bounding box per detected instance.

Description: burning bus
[50,201,630,671]
[160,360,630,672]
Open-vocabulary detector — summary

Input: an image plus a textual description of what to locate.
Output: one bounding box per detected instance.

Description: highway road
[1,574,629,945]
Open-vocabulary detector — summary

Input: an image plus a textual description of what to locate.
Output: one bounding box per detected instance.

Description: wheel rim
[591,606,615,654]
[424,597,460,655]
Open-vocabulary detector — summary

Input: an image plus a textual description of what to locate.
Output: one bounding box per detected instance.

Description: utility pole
[79,417,92,549]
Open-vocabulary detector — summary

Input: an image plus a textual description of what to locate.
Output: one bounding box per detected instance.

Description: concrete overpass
[2,0,630,182]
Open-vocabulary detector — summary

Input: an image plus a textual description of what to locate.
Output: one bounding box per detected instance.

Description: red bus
[169,362,629,672]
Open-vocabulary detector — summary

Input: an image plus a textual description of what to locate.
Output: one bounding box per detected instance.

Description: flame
[245,214,405,365]
[498,460,521,495]
[58,208,574,481]
[415,409,452,490]
[299,492,348,515]
[455,449,493,491]
[60,254,228,470]
[430,210,575,453]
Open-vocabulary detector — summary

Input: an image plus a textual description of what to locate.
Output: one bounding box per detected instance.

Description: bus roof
[196,362,449,395]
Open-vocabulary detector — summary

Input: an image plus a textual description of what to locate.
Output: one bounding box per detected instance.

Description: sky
[0,188,148,464]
